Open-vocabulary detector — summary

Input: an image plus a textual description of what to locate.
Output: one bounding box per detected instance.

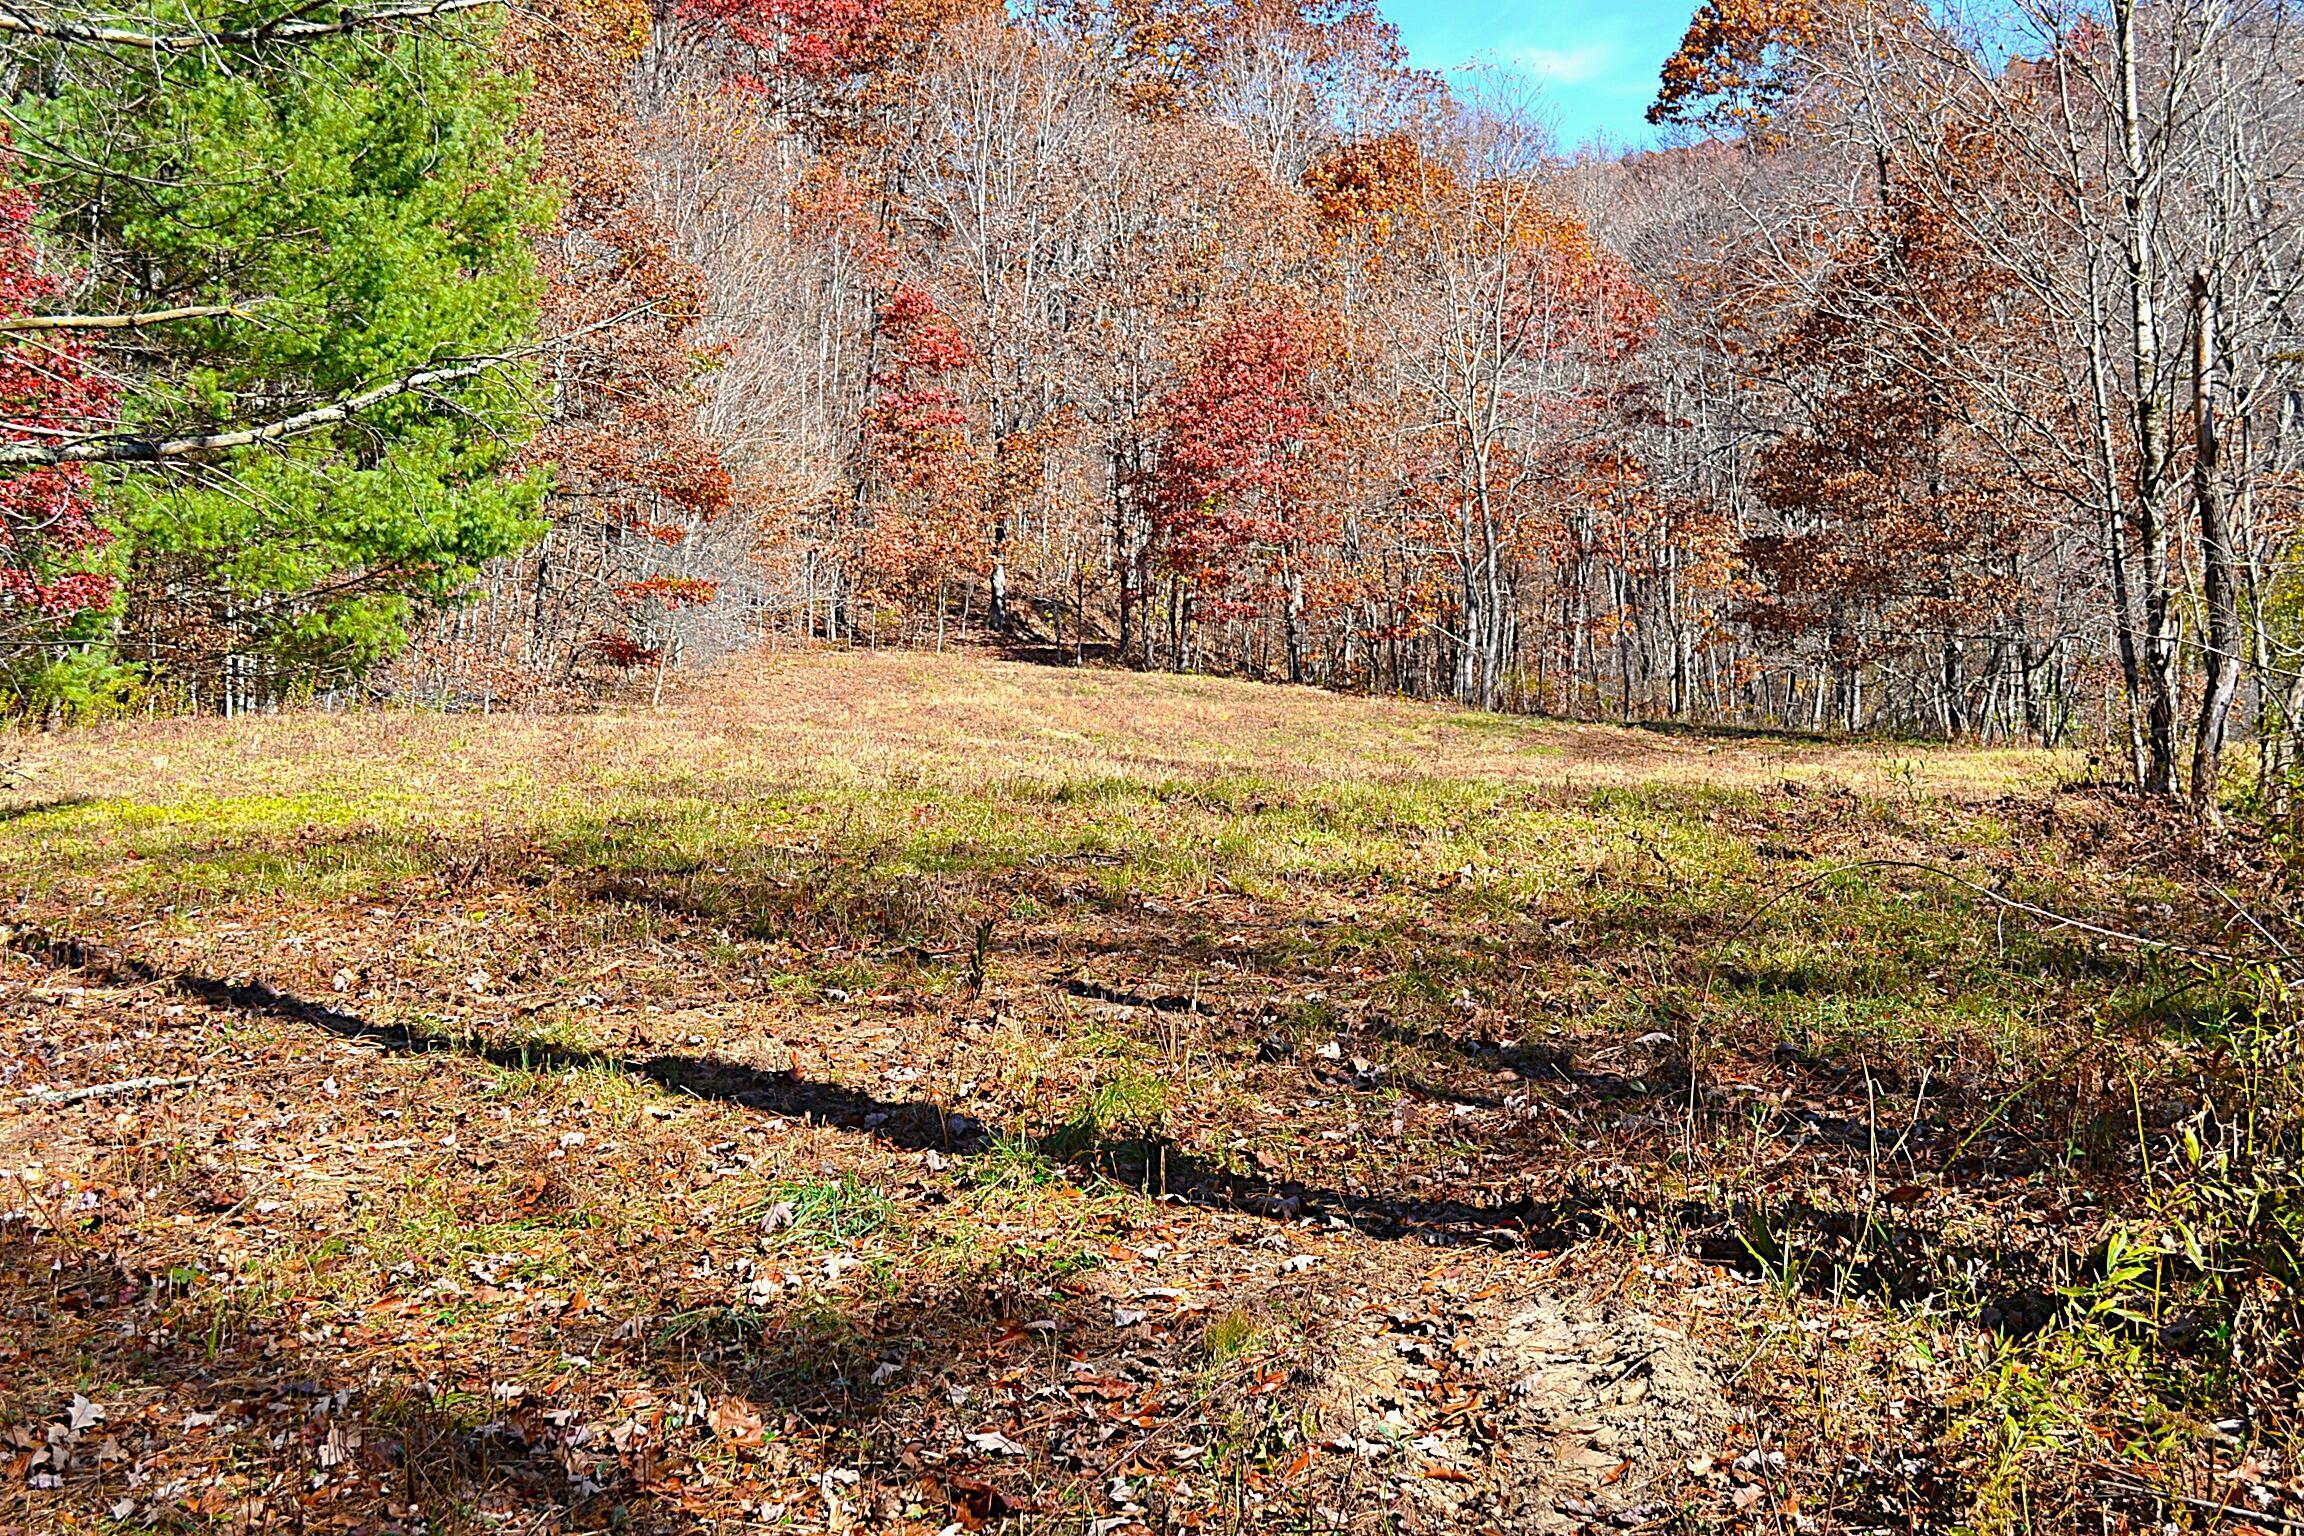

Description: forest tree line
[3,0,2300,816]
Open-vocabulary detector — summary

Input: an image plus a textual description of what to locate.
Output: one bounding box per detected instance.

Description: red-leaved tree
[1151,303,1334,676]
[0,153,118,648]
[684,0,889,86]
[679,0,988,129]
[860,282,987,636]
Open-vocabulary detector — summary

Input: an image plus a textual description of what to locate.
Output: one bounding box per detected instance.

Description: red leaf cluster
[1151,304,1330,593]
[685,0,890,84]
[0,150,119,625]
[867,284,975,487]
[613,575,723,608]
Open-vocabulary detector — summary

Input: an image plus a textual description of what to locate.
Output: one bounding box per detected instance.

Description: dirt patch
[1315,1277,1729,1530]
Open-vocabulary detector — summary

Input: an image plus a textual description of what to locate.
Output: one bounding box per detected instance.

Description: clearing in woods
[0,650,2241,1531]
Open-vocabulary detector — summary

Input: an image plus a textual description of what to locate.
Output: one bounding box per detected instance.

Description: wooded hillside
[6,0,2303,818]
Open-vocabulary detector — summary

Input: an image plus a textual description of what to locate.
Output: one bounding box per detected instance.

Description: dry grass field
[3,650,2292,1535]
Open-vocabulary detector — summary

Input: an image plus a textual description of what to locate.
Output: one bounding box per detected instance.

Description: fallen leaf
[1068,1376,1134,1401]
[707,1398,764,1446]
[948,1476,1031,1528]
[966,1430,1028,1457]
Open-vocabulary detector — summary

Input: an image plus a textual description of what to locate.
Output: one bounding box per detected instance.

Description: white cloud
[1503,41,1616,85]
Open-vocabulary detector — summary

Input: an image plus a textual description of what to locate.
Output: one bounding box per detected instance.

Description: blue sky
[1380,0,1695,151]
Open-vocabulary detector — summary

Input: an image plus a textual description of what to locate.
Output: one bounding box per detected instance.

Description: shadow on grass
[5,924,964,1152]
[1,1239,623,1530]
[7,922,2089,1327]
[4,1227,1310,1536]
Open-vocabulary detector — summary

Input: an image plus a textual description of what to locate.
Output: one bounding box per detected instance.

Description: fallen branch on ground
[23,1074,198,1105]
[1727,856,2280,968]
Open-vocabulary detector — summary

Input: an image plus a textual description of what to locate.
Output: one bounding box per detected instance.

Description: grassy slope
[0,650,2271,1534]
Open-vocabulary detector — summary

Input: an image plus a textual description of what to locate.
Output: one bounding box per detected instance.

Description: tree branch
[0,303,262,333]
[0,355,513,465]
[0,0,500,51]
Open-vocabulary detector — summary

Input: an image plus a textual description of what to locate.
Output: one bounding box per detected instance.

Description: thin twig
[2094,1470,2302,1533]
[1730,857,2270,967]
